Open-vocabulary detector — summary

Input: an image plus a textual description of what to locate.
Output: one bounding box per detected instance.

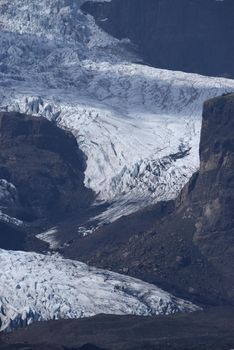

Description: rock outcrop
[64,94,234,305]
[0,112,94,240]
[82,0,234,78]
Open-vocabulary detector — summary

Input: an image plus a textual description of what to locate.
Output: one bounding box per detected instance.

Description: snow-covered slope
[0,249,199,332]
[0,0,234,224]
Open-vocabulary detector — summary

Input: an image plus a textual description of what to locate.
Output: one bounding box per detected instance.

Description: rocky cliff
[182,93,234,300]
[82,0,234,78]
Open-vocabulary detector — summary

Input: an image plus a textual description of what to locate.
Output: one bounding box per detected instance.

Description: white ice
[0,249,200,332]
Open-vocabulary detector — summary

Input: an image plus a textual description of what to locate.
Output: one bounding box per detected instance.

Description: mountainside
[0,0,233,346]
[82,0,234,78]
[63,94,234,305]
[1,0,234,232]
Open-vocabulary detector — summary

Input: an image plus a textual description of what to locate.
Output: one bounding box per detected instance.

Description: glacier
[0,0,232,333]
[0,249,200,332]
[1,0,234,227]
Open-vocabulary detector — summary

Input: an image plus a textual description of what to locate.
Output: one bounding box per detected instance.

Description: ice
[0,0,234,222]
[0,249,200,332]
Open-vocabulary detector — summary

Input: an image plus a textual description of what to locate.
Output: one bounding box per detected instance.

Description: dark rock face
[64,94,234,305]
[0,112,93,227]
[0,222,26,250]
[3,307,234,350]
[179,93,234,299]
[82,0,234,78]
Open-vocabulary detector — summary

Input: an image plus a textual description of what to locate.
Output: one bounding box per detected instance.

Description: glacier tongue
[0,249,200,332]
[1,0,234,221]
[2,68,234,223]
